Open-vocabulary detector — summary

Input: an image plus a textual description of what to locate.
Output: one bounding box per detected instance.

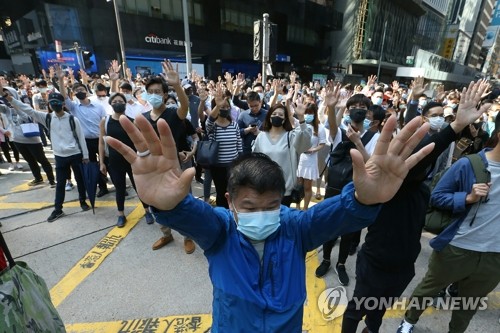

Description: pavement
[0,148,499,333]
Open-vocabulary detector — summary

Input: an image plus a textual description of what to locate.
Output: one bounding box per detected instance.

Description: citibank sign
[144,33,192,47]
[145,34,172,45]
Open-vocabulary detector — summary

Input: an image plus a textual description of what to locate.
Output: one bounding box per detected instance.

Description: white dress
[297,124,326,180]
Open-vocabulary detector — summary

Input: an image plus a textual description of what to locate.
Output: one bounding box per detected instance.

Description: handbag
[0,231,66,332]
[287,132,305,204]
[20,122,40,137]
[196,132,219,168]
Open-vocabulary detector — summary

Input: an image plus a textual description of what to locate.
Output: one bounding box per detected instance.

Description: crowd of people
[0,61,499,332]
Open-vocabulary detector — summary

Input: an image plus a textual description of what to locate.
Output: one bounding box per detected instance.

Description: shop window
[172,0,182,20]
[137,0,150,15]
[125,0,136,13]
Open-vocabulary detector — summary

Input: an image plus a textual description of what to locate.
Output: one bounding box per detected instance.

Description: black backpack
[325,129,375,198]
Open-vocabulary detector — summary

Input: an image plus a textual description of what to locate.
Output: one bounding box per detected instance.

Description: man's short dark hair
[247,91,261,103]
[119,82,133,92]
[422,101,443,116]
[145,77,168,94]
[35,79,47,88]
[95,83,107,92]
[72,82,86,92]
[369,105,386,122]
[253,83,264,89]
[228,153,285,199]
[346,94,371,109]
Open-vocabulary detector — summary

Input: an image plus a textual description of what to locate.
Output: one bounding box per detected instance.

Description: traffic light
[82,51,94,70]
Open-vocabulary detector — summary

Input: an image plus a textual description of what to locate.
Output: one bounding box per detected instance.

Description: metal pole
[182,0,192,79]
[74,42,84,69]
[111,0,127,78]
[376,20,388,82]
[262,13,269,86]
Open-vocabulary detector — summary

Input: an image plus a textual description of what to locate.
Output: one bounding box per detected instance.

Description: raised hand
[126,67,133,81]
[367,75,377,86]
[294,100,307,121]
[224,72,233,92]
[214,84,227,107]
[410,76,428,98]
[106,115,195,211]
[391,80,400,91]
[67,67,74,78]
[351,116,434,205]
[160,59,180,86]
[453,80,491,131]
[289,71,297,84]
[49,66,55,79]
[434,84,446,101]
[108,60,121,81]
[256,73,262,83]
[54,64,64,79]
[285,87,295,101]
[324,81,342,108]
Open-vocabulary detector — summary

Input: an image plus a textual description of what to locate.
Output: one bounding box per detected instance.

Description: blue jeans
[54,154,86,212]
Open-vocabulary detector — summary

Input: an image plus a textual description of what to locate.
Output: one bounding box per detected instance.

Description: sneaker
[8,164,15,171]
[184,239,196,254]
[152,235,174,250]
[28,179,44,186]
[15,163,23,170]
[446,283,458,297]
[315,260,331,278]
[65,182,74,191]
[116,216,126,228]
[396,319,414,333]
[80,201,91,211]
[47,210,64,222]
[96,188,109,198]
[335,263,349,286]
[49,180,56,188]
[145,212,155,224]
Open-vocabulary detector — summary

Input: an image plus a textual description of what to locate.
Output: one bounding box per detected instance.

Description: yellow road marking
[65,314,212,333]
[303,250,340,332]
[50,204,145,307]
[10,183,33,192]
[0,201,138,210]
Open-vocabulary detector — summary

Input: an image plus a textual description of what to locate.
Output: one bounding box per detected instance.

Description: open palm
[161,60,180,86]
[351,116,434,205]
[106,115,194,210]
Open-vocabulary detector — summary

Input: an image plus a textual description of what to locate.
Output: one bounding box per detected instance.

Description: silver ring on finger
[136,149,151,157]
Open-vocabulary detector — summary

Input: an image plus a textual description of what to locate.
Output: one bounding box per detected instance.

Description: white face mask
[427,116,445,131]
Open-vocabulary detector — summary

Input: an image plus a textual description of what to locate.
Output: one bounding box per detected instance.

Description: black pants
[14,142,54,182]
[39,123,49,147]
[86,138,108,191]
[54,154,86,212]
[322,231,355,264]
[341,250,415,333]
[1,138,19,163]
[210,165,230,208]
[108,161,148,212]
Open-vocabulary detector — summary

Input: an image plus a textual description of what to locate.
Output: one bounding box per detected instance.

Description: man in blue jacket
[398,117,500,333]
[105,98,433,332]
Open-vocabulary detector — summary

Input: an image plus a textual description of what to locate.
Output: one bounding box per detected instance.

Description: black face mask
[219,109,230,118]
[349,108,367,123]
[112,103,126,113]
[271,116,284,127]
[75,91,86,100]
[49,102,63,112]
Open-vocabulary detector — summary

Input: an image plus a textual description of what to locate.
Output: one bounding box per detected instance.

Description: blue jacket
[429,149,490,251]
[153,182,380,332]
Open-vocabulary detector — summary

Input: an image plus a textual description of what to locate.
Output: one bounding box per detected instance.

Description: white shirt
[125,101,147,119]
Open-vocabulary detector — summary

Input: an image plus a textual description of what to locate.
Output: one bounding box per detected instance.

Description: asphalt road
[0,149,498,333]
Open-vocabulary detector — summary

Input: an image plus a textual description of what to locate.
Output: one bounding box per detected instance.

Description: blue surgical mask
[419,100,428,107]
[343,115,351,124]
[143,92,164,109]
[372,97,383,106]
[234,207,281,241]
[124,93,134,102]
[304,114,315,123]
[363,118,372,131]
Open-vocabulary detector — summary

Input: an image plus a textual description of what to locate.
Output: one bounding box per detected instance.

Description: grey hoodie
[0,87,42,144]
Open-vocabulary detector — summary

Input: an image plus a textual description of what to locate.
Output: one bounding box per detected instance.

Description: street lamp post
[108,0,127,77]
[376,20,388,82]
[182,0,192,78]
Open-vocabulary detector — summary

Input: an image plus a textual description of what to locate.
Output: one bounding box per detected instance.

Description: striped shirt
[206,116,242,165]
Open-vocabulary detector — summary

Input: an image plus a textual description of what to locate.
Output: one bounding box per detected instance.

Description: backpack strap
[464,154,490,226]
[360,130,376,146]
[69,115,83,153]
